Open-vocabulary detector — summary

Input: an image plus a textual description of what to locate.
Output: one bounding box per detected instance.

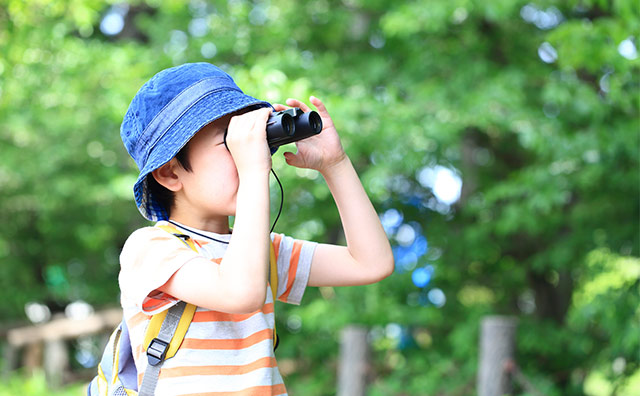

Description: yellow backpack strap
[157,224,198,251]
[143,303,197,360]
[269,242,279,349]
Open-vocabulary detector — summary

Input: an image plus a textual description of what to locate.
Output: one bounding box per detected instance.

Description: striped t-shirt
[118,221,317,396]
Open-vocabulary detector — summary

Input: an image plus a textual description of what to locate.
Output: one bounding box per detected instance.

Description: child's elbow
[366,254,395,284]
[227,284,268,314]
[379,254,395,281]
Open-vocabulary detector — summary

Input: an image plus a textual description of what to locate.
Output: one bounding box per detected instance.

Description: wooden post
[2,343,18,376]
[22,342,43,375]
[44,339,69,388]
[337,325,369,396]
[478,316,518,396]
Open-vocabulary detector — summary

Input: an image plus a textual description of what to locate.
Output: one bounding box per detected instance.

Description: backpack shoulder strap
[269,242,279,349]
[139,301,189,396]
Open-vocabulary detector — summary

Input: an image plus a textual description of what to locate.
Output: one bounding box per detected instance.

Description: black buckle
[173,233,190,240]
[147,338,169,366]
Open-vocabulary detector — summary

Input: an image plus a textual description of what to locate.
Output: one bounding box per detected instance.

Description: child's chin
[224,206,237,218]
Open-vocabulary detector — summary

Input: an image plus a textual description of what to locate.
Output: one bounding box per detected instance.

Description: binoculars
[266,108,323,150]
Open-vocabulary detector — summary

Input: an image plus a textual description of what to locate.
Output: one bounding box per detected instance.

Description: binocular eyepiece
[266,108,323,150]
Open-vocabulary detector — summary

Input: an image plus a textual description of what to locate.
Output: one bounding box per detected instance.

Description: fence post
[337,325,369,396]
[2,343,18,378]
[44,339,69,388]
[478,316,518,396]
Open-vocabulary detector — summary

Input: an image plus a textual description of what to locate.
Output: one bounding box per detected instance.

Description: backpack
[88,225,279,396]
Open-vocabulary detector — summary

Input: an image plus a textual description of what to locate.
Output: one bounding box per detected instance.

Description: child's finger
[272,103,289,111]
[309,96,328,115]
[285,98,311,112]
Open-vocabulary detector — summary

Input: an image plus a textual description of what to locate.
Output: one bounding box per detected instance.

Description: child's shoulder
[121,224,186,260]
[124,224,165,245]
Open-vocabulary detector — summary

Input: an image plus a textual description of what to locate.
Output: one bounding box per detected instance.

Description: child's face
[174,113,242,221]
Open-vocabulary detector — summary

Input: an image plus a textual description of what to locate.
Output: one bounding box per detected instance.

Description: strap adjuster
[147,338,169,366]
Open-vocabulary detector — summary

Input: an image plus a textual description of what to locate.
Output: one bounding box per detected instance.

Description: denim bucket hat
[121,62,271,221]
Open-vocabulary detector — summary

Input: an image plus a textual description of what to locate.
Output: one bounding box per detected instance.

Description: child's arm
[274,97,394,287]
[156,108,272,314]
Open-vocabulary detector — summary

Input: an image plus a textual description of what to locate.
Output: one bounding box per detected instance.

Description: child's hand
[273,96,346,174]
[226,108,273,177]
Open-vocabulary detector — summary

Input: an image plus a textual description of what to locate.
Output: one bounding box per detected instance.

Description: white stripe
[155,366,284,395]
[275,234,294,298]
[286,241,316,304]
[161,338,274,368]
[186,311,274,340]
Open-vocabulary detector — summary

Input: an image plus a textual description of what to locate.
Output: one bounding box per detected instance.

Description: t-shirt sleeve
[271,233,317,305]
[119,227,201,315]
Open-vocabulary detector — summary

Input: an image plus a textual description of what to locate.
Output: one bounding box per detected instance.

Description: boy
[119,62,393,395]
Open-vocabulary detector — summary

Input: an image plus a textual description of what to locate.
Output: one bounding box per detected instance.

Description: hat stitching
[140,86,239,168]
[137,76,238,153]
[140,75,235,139]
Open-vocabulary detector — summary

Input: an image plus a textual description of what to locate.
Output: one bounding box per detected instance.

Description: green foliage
[1,0,638,394]
[0,371,85,396]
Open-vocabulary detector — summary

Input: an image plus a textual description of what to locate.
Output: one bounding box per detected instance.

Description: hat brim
[133,89,271,221]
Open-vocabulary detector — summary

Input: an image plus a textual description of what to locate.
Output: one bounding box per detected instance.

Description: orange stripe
[181,383,286,396]
[271,234,282,261]
[134,343,143,361]
[142,298,174,312]
[192,303,274,323]
[279,240,301,301]
[159,357,277,378]
[181,328,272,350]
[127,311,151,328]
[135,376,286,396]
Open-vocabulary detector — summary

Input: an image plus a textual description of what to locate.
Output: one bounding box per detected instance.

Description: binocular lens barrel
[266,112,295,142]
[296,111,322,136]
[267,108,323,149]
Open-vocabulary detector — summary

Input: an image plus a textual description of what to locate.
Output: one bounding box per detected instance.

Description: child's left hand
[272,96,346,174]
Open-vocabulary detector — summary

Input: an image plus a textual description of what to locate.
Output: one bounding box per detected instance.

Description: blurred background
[0,0,638,395]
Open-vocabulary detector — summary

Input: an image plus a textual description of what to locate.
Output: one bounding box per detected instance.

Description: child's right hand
[225,107,273,177]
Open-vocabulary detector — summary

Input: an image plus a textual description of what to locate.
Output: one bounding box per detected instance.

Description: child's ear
[151,159,182,192]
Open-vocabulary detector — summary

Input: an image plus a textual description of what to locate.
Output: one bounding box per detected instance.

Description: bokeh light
[417,165,462,205]
[520,4,564,30]
[380,208,403,235]
[538,42,558,64]
[99,5,128,36]
[65,300,94,320]
[396,224,416,246]
[24,302,51,324]
[618,37,638,60]
[411,266,433,288]
[427,288,446,307]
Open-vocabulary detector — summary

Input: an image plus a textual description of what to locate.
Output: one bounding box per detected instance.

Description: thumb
[283,151,304,168]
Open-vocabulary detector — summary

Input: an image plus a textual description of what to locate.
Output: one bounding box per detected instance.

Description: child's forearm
[321,157,394,275]
[220,172,270,309]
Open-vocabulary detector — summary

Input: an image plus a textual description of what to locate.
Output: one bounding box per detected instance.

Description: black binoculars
[266,108,323,150]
